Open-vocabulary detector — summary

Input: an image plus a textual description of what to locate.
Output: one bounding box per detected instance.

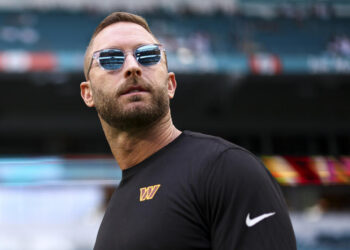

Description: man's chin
[100,105,165,131]
[96,90,169,131]
[122,101,151,114]
[107,113,163,131]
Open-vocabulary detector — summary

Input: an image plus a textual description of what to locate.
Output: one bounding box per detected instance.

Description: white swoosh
[246,212,276,227]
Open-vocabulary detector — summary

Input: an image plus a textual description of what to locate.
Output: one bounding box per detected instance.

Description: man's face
[80,22,176,131]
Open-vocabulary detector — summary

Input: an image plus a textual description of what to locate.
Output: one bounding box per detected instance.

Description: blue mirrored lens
[135,45,161,66]
[99,49,124,70]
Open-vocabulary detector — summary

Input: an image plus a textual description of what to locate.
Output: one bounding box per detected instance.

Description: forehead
[91,22,158,52]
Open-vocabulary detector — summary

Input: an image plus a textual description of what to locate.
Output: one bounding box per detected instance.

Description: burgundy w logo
[139,184,161,202]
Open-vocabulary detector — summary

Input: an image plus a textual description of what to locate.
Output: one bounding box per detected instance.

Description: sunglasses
[87,44,164,77]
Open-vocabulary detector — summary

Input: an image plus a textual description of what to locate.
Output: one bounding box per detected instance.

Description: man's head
[80,12,176,131]
[84,12,157,80]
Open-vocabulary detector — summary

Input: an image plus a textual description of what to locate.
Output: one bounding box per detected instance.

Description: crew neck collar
[121,131,186,180]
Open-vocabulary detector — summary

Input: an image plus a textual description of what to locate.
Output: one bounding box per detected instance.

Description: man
[80,12,296,250]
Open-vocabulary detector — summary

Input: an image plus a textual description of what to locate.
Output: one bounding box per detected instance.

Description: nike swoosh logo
[246,212,276,227]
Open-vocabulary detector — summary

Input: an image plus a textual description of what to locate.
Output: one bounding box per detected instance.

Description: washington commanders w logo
[139,184,161,202]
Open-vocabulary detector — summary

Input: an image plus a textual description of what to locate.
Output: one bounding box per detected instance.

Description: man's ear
[80,81,95,107]
[167,72,177,99]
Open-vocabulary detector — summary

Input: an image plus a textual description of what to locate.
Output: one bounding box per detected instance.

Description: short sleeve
[201,149,296,250]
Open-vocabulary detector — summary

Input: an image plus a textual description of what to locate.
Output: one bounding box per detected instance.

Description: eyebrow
[97,43,152,52]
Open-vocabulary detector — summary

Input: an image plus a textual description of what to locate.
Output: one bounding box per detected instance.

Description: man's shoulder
[182,130,245,153]
[180,130,263,173]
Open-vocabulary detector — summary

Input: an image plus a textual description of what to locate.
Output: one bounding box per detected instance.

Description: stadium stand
[0,11,350,59]
[0,11,349,74]
[0,10,349,54]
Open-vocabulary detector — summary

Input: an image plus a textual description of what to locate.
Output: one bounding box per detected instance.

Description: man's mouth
[121,86,149,96]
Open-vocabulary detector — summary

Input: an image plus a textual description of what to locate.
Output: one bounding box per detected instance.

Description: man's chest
[94,179,211,250]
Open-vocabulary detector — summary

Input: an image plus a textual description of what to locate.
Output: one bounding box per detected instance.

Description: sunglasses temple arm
[86,56,94,80]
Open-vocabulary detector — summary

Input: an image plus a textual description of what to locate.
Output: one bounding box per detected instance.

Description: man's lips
[120,86,149,96]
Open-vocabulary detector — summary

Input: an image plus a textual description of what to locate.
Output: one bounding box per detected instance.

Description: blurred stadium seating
[0,10,349,73]
[0,1,349,249]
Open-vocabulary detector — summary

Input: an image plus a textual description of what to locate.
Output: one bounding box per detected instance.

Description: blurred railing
[0,51,349,75]
[1,155,349,186]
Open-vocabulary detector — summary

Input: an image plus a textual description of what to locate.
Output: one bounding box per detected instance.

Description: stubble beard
[92,78,170,131]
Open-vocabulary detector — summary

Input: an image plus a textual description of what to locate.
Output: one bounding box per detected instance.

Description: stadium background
[0,0,350,249]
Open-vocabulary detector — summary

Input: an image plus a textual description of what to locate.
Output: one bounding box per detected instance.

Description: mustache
[116,77,153,96]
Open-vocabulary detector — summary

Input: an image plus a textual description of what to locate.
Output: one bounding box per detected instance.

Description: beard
[91,77,169,131]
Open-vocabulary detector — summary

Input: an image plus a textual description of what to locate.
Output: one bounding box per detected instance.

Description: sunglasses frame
[86,43,165,78]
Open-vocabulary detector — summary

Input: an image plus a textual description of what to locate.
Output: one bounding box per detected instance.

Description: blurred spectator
[0,13,39,45]
[158,31,212,56]
[328,35,350,57]
[0,26,39,44]
[188,31,211,54]
[312,3,331,19]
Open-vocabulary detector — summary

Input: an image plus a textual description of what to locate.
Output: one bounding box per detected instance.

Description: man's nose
[123,54,142,78]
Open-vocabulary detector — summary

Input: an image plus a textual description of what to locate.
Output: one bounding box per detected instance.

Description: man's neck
[100,112,181,170]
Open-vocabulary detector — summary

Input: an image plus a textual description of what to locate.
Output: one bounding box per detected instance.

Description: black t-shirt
[94,131,296,250]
